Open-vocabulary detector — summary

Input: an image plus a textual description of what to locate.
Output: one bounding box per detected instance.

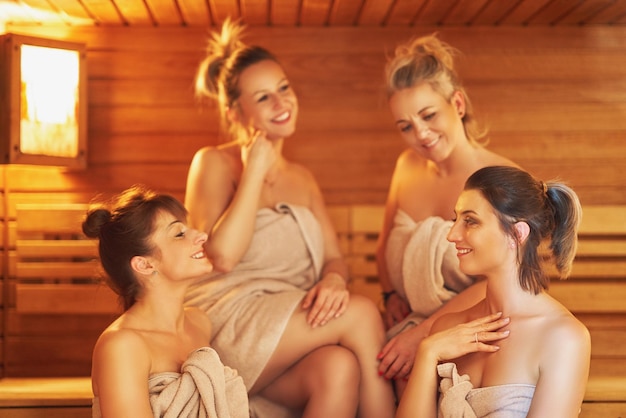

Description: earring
[152,270,158,276]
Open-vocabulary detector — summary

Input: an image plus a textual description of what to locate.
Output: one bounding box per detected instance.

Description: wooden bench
[0,203,624,417]
[328,204,626,417]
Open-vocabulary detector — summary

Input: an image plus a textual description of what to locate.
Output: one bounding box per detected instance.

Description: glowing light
[19,45,80,158]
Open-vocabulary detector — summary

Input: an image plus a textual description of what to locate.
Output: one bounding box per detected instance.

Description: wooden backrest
[3,202,121,376]
[327,205,626,313]
[7,204,118,315]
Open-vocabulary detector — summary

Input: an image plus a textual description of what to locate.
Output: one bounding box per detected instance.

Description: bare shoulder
[396,148,428,171]
[94,322,149,359]
[191,141,241,168]
[481,147,520,168]
[542,310,590,351]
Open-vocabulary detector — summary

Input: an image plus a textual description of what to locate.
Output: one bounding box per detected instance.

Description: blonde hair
[194,18,278,141]
[385,34,487,145]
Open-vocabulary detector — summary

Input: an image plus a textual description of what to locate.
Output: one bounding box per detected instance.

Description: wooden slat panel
[576,240,626,257]
[442,0,490,25]
[579,206,626,234]
[81,0,123,24]
[0,377,92,407]
[328,0,367,25]
[548,281,626,313]
[178,0,211,25]
[112,0,153,25]
[15,284,118,314]
[350,205,384,232]
[300,0,331,25]
[14,241,98,258]
[4,336,96,377]
[145,0,181,25]
[240,0,268,25]
[580,401,626,418]
[471,0,522,25]
[385,0,427,26]
[15,204,88,234]
[10,260,99,280]
[271,0,300,25]
[589,328,626,357]
[358,0,393,25]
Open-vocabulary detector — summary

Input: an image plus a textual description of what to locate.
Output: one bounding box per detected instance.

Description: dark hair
[195,18,278,140]
[82,185,187,311]
[385,33,486,145]
[465,166,582,294]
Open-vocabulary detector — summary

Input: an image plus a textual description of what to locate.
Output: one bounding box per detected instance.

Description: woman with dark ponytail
[184,19,395,418]
[86,185,248,418]
[397,166,591,418]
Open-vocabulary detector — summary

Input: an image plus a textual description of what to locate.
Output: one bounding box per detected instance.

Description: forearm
[321,257,349,283]
[206,169,265,271]
[396,344,439,418]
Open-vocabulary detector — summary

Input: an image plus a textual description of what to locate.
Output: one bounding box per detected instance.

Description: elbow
[210,255,237,273]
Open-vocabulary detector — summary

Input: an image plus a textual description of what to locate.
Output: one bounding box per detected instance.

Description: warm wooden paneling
[0,23,624,385]
[2,25,624,206]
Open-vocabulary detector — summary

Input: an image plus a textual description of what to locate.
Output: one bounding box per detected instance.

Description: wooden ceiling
[2,0,626,28]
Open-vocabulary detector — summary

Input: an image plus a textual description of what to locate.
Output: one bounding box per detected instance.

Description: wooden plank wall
[2,24,626,206]
[0,24,625,377]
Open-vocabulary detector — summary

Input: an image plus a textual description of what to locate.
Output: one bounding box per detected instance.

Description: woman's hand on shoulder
[301,271,350,328]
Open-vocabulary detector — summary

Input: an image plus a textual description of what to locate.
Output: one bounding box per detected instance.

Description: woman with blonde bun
[184,19,395,418]
[375,34,519,396]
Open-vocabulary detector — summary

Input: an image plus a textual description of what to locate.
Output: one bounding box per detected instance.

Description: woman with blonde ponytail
[375,34,519,395]
[184,19,395,418]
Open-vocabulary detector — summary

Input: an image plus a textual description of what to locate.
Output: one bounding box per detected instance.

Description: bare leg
[394,378,408,401]
[251,294,396,418]
[259,345,360,418]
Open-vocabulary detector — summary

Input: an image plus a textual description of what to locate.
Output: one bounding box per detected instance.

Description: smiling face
[447,189,517,278]
[147,210,212,282]
[232,59,298,140]
[389,82,466,162]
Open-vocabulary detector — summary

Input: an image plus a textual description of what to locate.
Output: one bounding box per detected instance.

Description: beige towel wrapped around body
[385,211,475,338]
[92,346,249,418]
[185,203,325,418]
[437,362,535,418]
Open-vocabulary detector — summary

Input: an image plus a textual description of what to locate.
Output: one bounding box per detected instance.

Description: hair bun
[82,208,112,239]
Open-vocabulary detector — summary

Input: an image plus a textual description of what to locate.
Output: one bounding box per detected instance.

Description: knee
[307,346,360,392]
[346,294,385,328]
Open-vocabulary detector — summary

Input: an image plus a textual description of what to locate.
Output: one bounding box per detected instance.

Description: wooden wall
[1,24,625,377]
[2,24,626,206]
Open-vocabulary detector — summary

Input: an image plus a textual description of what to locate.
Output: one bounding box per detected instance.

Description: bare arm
[527,318,591,418]
[184,134,275,272]
[301,173,351,327]
[378,279,487,379]
[93,330,153,418]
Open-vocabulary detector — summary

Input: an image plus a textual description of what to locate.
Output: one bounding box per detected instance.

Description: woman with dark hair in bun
[397,166,591,418]
[184,19,395,418]
[86,185,249,418]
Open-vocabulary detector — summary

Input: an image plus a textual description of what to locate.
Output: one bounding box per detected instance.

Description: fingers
[466,313,510,352]
[378,350,413,380]
[305,288,349,328]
